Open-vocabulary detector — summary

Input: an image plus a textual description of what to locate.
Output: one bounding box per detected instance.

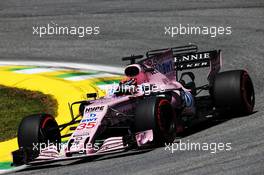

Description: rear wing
[146,45,222,82]
[146,44,198,58]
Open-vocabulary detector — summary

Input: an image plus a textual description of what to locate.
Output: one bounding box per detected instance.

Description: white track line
[0,61,124,74]
[64,73,117,81]
[0,165,28,175]
[14,68,59,74]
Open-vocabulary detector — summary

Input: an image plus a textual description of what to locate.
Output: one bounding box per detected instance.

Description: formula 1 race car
[12,45,255,166]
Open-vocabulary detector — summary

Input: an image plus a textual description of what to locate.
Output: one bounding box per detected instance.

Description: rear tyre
[212,70,255,115]
[17,114,61,158]
[135,96,176,146]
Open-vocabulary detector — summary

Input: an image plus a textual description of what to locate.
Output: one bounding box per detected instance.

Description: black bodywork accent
[12,148,39,166]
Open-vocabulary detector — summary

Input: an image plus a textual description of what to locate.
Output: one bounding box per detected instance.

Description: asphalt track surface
[0,0,264,174]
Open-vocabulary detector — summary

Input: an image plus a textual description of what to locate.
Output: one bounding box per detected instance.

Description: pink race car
[12,45,255,166]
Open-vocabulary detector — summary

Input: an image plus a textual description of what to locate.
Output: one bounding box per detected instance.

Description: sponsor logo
[174,51,218,70]
[177,62,209,70]
[90,113,97,118]
[175,52,210,63]
[75,136,83,140]
[85,106,104,113]
[145,54,174,75]
[81,118,97,123]
[77,122,97,130]
[156,60,174,75]
[73,132,89,137]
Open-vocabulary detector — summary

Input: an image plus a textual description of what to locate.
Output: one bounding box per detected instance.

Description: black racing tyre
[135,96,176,146]
[18,114,61,155]
[212,70,255,115]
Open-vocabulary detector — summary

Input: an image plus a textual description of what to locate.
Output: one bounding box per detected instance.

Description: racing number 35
[77,122,96,130]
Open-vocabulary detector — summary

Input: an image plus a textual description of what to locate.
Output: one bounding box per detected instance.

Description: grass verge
[0,85,58,142]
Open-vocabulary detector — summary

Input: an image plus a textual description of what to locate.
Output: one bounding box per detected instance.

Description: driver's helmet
[115,64,148,96]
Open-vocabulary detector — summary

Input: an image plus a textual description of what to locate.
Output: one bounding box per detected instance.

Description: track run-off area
[0,62,122,173]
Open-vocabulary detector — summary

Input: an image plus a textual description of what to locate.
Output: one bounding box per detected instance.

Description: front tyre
[135,97,177,146]
[17,114,61,158]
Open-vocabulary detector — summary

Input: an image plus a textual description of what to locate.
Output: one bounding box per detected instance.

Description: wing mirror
[87,93,97,99]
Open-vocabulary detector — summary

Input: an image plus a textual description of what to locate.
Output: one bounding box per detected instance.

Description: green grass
[0,85,58,142]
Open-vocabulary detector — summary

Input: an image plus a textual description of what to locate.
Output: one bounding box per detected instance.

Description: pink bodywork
[37,50,190,160]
